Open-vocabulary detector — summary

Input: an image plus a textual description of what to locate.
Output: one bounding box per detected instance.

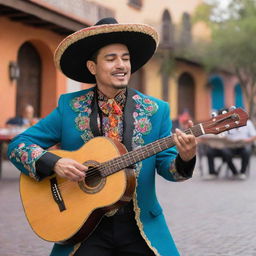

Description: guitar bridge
[50,177,66,212]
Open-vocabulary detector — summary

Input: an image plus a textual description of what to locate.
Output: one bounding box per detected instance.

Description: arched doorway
[209,75,225,111]
[16,42,41,117]
[178,72,195,118]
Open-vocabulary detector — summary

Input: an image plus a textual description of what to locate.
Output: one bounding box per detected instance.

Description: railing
[28,0,115,24]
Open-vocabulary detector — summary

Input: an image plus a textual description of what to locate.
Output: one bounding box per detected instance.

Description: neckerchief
[97,89,126,141]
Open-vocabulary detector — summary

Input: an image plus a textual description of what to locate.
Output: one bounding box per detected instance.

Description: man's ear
[86,60,96,75]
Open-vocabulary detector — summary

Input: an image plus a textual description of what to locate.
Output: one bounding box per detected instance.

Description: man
[8,18,196,256]
[224,118,256,179]
[204,108,256,180]
[6,104,38,128]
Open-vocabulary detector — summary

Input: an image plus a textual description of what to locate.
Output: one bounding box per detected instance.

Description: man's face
[87,43,131,91]
[23,105,34,119]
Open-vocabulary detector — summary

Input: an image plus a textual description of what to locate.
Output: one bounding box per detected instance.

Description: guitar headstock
[202,108,249,135]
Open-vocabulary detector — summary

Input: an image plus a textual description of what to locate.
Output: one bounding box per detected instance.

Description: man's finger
[73,162,88,172]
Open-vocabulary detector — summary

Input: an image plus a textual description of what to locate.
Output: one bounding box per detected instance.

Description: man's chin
[112,84,128,90]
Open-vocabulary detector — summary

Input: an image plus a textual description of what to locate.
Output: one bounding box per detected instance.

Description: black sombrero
[54,17,159,83]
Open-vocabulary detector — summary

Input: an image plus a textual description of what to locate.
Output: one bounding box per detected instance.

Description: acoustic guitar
[19,108,248,244]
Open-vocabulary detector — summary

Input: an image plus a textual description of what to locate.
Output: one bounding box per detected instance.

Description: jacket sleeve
[155,102,195,182]
[7,95,64,181]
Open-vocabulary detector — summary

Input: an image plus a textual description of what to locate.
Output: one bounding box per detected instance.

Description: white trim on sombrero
[54,23,159,70]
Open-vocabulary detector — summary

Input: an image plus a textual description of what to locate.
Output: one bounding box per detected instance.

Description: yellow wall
[92,0,202,24]
[0,0,212,126]
[89,0,211,121]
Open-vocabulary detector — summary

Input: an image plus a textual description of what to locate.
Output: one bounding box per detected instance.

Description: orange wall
[0,17,66,126]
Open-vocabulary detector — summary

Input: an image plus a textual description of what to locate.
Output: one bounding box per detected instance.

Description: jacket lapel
[89,88,101,137]
[122,88,136,152]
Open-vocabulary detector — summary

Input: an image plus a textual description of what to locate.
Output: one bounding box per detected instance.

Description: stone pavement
[0,156,256,256]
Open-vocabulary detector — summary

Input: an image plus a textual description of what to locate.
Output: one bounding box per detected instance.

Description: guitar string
[83,128,194,178]
[56,141,168,189]
[46,128,182,194]
[56,128,198,189]
[58,117,243,187]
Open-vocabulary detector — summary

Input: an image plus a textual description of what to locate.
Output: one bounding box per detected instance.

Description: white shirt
[226,120,256,141]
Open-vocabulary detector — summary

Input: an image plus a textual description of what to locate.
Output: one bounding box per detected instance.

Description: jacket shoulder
[132,89,169,109]
[59,87,95,102]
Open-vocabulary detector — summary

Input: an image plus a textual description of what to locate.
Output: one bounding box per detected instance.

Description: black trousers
[74,211,155,256]
[207,147,250,175]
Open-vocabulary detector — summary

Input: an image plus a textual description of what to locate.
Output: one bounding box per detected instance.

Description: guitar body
[20,137,136,244]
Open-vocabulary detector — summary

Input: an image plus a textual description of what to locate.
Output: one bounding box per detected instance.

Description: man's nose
[115,58,125,68]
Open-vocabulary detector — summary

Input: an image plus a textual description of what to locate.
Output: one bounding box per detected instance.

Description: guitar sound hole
[84,167,102,188]
[78,162,106,194]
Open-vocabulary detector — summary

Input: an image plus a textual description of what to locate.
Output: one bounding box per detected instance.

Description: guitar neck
[100,123,204,177]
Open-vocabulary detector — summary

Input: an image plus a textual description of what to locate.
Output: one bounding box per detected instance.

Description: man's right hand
[54,158,87,182]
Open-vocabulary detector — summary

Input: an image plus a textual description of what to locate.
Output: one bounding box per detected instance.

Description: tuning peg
[222,110,228,114]
[229,106,236,111]
[211,112,217,117]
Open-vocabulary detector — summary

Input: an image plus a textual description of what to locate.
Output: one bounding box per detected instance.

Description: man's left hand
[174,120,197,162]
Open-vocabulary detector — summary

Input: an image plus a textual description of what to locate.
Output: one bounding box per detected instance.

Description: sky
[205,0,234,21]
[205,0,232,9]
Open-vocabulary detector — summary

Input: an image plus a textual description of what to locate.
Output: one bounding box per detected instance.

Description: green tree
[190,0,256,120]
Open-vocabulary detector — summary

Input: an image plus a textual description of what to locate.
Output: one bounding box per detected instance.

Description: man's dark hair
[89,49,100,63]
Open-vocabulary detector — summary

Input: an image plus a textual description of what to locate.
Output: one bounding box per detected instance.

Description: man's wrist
[175,154,196,178]
[35,152,61,179]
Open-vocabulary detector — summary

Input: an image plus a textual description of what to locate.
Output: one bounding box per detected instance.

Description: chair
[222,147,252,178]
[197,140,252,178]
[197,143,226,177]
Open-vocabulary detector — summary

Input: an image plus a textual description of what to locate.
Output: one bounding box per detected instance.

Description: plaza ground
[0,155,256,256]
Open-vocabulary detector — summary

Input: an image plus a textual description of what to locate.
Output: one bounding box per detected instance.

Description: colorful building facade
[0,0,244,127]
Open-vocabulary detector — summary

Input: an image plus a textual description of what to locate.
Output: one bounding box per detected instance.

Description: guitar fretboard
[98,124,203,177]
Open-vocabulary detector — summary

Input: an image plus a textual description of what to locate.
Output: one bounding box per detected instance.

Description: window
[179,12,192,48]
[161,10,174,47]
[128,0,142,9]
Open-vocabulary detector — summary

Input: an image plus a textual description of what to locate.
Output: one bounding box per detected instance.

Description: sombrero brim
[54,23,159,83]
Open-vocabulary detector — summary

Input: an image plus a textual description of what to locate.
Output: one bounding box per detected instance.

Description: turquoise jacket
[8,87,193,256]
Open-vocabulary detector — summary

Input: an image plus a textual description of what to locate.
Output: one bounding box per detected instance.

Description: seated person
[6,104,39,128]
[206,146,238,177]
[224,119,256,179]
[204,108,256,179]
[198,134,238,177]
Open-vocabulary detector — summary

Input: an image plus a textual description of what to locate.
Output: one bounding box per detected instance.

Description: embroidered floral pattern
[75,116,90,131]
[134,117,152,135]
[98,98,124,142]
[70,91,94,143]
[10,143,46,180]
[70,92,93,113]
[101,115,124,141]
[131,94,159,176]
[132,94,158,149]
[70,89,126,143]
